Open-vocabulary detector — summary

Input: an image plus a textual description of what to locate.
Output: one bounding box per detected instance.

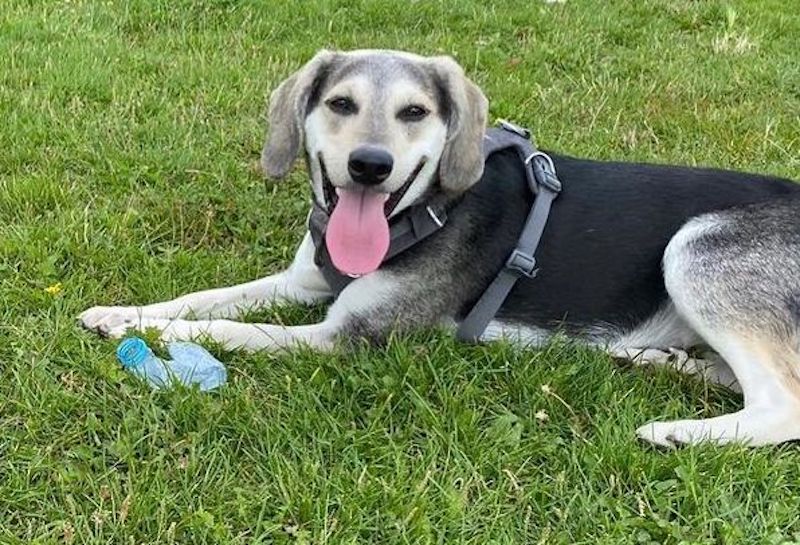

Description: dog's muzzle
[319,153,427,217]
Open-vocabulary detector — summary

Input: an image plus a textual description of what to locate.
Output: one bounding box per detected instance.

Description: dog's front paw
[79,306,144,337]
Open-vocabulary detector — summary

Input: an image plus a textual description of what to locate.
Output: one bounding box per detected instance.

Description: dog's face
[303,56,448,214]
[262,49,488,210]
[261,50,487,276]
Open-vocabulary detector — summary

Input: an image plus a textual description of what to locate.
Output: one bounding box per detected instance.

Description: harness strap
[482,121,540,194]
[456,121,562,342]
[383,199,449,259]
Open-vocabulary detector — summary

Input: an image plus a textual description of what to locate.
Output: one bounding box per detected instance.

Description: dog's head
[261,49,488,275]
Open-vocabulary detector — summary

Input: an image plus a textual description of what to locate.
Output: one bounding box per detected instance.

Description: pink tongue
[325,188,390,276]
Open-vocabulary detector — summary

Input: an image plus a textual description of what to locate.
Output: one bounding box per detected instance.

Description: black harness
[308,121,563,341]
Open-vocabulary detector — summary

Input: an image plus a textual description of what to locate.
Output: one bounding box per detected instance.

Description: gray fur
[261,50,338,178]
[789,294,800,322]
[427,56,489,193]
[324,54,431,94]
[664,198,800,342]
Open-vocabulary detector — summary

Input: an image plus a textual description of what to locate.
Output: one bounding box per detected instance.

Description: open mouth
[318,153,427,217]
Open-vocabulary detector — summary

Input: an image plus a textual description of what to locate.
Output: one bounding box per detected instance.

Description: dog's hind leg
[636,207,800,447]
[636,336,800,447]
[606,304,741,391]
[611,346,741,393]
[80,232,332,334]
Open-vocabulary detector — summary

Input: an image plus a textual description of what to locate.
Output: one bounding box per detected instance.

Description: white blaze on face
[380,79,448,215]
[304,76,372,203]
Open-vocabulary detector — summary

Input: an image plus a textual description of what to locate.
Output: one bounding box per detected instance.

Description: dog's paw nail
[665,433,689,446]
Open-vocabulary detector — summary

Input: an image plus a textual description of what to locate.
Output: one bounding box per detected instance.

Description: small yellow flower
[540,384,552,394]
[44,282,63,295]
[534,410,549,422]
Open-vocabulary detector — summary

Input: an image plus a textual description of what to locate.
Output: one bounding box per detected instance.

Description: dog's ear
[261,50,337,179]
[428,56,488,193]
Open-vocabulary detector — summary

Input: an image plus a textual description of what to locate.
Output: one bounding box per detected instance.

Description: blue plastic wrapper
[116,337,227,391]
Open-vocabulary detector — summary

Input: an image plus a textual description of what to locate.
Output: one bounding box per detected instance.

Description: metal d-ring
[426,205,445,228]
[524,151,556,174]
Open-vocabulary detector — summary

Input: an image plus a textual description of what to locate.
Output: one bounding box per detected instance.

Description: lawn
[1,0,800,543]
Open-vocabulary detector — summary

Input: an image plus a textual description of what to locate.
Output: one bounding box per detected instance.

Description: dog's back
[494,153,800,332]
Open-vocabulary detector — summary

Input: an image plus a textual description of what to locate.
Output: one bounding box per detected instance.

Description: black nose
[348,146,393,186]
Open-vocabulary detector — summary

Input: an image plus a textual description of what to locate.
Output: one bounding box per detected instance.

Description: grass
[1,0,800,542]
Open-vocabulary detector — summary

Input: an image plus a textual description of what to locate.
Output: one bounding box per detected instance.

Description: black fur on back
[379,149,800,337]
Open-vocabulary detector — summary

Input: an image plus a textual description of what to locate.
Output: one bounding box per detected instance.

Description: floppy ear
[261,50,337,179]
[429,56,488,193]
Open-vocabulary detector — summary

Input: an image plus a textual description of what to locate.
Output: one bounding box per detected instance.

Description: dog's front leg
[100,271,403,352]
[101,317,340,352]
[80,232,331,335]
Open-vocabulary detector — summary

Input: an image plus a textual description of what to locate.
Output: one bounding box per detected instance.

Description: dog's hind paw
[635,406,799,447]
[636,418,749,447]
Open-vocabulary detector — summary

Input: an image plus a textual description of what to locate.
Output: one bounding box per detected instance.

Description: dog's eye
[326,97,358,115]
[397,104,429,122]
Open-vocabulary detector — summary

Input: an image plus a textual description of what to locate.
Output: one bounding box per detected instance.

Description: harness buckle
[505,249,538,278]
[525,151,562,193]
[498,119,531,139]
[538,171,562,193]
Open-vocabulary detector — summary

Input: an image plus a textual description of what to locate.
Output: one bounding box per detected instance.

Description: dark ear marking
[306,67,332,113]
[261,50,338,179]
[433,76,452,123]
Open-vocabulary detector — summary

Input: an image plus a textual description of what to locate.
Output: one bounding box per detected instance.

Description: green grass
[2,0,800,542]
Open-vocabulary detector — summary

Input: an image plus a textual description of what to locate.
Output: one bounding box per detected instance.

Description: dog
[80,49,800,447]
